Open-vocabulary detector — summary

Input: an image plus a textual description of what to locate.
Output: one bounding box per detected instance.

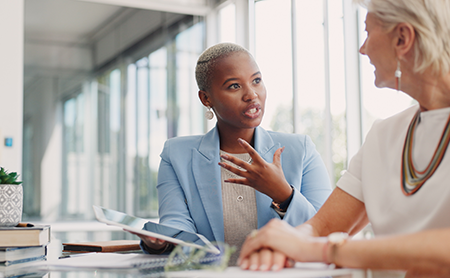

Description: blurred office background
[0,0,413,242]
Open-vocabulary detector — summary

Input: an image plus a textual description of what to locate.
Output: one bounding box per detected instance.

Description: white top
[337,105,450,236]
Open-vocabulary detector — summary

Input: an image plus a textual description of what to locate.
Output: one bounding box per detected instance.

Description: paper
[166,263,365,278]
[37,253,165,269]
[34,253,365,278]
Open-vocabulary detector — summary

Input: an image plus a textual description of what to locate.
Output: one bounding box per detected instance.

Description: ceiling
[24,0,210,45]
[23,0,212,92]
[25,0,125,44]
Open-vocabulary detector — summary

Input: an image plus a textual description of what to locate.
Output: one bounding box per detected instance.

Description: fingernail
[259,264,268,271]
[240,260,249,269]
[221,154,229,159]
[249,264,258,271]
[271,264,281,271]
[238,138,244,144]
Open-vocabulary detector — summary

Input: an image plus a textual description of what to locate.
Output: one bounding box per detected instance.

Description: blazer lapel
[192,127,225,242]
[253,127,282,227]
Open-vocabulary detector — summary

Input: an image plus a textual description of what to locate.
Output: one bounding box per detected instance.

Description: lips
[244,104,262,119]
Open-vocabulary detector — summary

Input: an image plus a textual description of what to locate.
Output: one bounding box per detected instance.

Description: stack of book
[62,240,141,256]
[0,224,50,276]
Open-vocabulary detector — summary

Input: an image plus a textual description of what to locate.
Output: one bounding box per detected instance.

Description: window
[255,0,347,184]
[61,19,205,221]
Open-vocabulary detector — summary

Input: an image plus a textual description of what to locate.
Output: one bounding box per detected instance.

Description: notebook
[92,205,220,254]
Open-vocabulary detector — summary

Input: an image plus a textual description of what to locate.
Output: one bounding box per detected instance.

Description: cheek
[259,89,267,105]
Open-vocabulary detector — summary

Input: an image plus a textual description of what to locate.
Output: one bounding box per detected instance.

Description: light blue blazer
[154,126,331,244]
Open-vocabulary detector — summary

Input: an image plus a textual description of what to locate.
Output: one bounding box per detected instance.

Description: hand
[238,219,325,270]
[218,138,292,203]
[124,229,168,251]
[239,248,295,271]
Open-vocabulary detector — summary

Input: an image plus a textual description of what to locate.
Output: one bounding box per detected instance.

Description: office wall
[0,0,24,173]
[23,6,185,219]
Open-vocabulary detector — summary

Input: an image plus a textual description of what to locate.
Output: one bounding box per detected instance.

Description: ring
[250,229,258,238]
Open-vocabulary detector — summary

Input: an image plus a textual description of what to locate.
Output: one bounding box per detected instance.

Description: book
[0,255,46,267]
[62,240,141,253]
[0,255,46,275]
[0,225,50,247]
[0,246,47,262]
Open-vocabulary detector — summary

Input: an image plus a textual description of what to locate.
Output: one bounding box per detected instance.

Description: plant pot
[0,184,23,227]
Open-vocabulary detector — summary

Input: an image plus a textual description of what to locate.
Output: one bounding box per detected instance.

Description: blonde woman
[239,0,450,275]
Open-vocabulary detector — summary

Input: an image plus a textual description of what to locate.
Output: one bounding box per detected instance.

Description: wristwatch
[323,232,349,265]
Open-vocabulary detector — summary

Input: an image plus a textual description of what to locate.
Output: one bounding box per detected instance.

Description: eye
[253,77,262,84]
[228,83,240,90]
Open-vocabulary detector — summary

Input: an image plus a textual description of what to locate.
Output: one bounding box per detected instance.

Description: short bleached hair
[195,42,252,92]
[355,0,450,75]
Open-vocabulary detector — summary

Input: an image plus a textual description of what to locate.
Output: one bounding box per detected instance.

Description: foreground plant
[0,167,22,185]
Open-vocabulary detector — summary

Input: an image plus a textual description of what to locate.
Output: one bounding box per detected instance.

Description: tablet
[92,205,220,254]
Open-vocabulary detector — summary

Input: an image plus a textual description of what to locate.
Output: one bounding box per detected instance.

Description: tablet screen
[93,205,220,254]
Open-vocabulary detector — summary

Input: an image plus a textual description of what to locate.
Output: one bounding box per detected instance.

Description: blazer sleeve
[281,135,332,226]
[141,140,197,253]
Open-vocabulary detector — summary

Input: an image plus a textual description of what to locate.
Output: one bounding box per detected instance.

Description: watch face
[328,232,349,243]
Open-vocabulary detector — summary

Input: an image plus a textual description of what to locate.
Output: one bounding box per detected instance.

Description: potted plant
[0,167,23,227]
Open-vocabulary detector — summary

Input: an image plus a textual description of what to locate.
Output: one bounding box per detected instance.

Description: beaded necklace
[401,109,450,196]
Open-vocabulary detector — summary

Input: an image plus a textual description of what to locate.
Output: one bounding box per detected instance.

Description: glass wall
[61,19,205,221]
[255,0,348,184]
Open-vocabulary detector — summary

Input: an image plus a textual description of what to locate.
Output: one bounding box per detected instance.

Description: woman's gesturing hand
[238,219,325,271]
[218,138,293,203]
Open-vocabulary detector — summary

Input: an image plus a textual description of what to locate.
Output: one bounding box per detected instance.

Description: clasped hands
[218,138,292,204]
[238,219,325,271]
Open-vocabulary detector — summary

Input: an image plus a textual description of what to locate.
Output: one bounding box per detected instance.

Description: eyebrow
[222,71,261,86]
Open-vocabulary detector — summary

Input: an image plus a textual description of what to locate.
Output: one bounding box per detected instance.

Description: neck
[217,124,256,154]
[403,70,450,111]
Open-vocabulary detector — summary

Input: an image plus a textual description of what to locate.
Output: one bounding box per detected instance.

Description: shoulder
[163,134,204,149]
[261,129,316,158]
[369,105,417,134]
[265,130,311,147]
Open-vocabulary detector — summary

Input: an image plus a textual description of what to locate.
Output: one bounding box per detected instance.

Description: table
[4,251,407,278]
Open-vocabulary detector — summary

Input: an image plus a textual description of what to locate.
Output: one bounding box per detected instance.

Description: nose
[243,90,258,102]
[359,38,367,55]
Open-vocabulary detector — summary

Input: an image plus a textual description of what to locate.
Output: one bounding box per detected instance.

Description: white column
[0,0,24,173]
[235,0,251,50]
[343,0,362,164]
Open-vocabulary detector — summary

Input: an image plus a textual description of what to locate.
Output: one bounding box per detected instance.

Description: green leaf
[0,167,22,184]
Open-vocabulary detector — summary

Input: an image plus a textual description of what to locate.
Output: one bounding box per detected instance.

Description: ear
[198,90,212,107]
[394,22,415,58]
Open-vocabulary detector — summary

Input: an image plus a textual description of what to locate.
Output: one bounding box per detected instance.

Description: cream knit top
[220,151,258,265]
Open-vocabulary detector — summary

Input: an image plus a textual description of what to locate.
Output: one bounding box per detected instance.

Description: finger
[237,138,264,163]
[219,154,251,172]
[239,234,264,263]
[272,146,285,166]
[218,160,249,176]
[239,258,250,270]
[258,249,273,271]
[272,251,287,271]
[239,220,283,260]
[223,178,249,185]
[156,238,166,244]
[285,258,295,268]
[248,251,260,271]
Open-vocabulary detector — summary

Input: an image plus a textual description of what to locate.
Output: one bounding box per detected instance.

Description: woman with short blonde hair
[238,0,450,274]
